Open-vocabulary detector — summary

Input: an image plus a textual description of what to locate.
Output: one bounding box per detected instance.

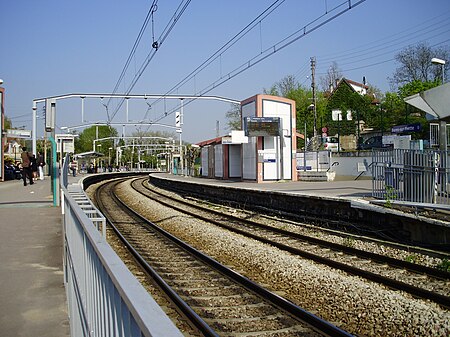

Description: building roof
[404,82,450,121]
[74,151,104,159]
[196,136,223,147]
[343,78,369,90]
[326,77,379,104]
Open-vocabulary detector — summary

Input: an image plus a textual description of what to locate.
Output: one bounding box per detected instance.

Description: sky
[1,0,450,144]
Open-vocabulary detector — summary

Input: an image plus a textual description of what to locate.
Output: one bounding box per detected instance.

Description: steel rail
[95,179,219,337]
[100,178,354,337]
[142,178,449,279]
[136,178,450,309]
[148,173,450,259]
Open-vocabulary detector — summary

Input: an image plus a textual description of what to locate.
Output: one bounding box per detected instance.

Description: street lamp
[96,144,102,171]
[431,57,446,83]
[108,147,112,166]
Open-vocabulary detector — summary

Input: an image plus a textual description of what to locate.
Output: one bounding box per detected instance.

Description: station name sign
[391,123,421,134]
[244,117,281,137]
[6,129,32,139]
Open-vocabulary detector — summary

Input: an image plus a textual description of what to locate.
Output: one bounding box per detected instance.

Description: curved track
[95,178,353,337]
[132,177,450,309]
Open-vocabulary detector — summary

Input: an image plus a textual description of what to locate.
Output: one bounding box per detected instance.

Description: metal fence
[61,157,183,337]
[372,148,450,205]
[429,123,450,147]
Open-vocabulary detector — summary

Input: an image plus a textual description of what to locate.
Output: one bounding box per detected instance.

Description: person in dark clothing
[37,152,45,180]
[4,160,15,180]
[30,154,38,179]
[20,147,33,186]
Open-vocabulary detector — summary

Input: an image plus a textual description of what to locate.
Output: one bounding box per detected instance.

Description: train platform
[0,177,70,337]
[156,173,374,201]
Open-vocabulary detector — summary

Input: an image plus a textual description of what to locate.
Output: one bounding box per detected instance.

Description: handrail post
[49,136,60,206]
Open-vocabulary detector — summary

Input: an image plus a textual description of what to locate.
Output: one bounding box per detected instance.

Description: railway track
[130,177,450,309]
[95,178,352,337]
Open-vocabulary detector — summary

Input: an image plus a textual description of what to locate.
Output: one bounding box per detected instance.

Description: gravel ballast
[111,181,450,336]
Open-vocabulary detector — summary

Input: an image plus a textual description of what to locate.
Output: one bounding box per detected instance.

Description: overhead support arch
[32,93,240,155]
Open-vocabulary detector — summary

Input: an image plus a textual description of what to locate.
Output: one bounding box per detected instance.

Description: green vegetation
[405,254,418,264]
[436,259,450,273]
[342,236,355,248]
[384,185,397,208]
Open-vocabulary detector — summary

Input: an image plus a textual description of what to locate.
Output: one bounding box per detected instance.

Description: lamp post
[96,144,102,172]
[108,147,112,166]
[431,57,446,84]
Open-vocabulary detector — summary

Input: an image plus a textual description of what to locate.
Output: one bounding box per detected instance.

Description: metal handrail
[355,161,373,180]
[60,157,183,337]
[327,161,339,172]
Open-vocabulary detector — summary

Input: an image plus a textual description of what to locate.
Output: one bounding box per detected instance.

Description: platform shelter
[199,94,297,183]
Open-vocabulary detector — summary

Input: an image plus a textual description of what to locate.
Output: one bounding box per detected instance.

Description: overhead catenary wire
[108,0,448,136]
[106,0,159,108]
[108,0,192,122]
[336,38,450,75]
[291,10,450,87]
[141,0,286,123]
[318,9,450,62]
[317,18,450,67]
[149,0,366,125]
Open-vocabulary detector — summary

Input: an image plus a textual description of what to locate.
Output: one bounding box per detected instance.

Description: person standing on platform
[30,154,38,180]
[20,147,33,186]
[70,160,77,177]
[37,152,45,180]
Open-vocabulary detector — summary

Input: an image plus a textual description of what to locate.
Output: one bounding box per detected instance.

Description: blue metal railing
[60,155,183,337]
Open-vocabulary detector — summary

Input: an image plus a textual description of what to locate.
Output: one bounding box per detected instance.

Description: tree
[263,75,298,97]
[389,43,449,89]
[319,61,343,91]
[225,103,241,131]
[261,75,329,148]
[378,80,440,140]
[74,125,118,154]
[377,92,404,133]
[117,130,177,168]
[4,116,12,129]
[397,79,440,99]
[276,75,298,97]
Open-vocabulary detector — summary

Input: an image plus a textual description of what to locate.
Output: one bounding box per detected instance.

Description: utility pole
[310,57,317,140]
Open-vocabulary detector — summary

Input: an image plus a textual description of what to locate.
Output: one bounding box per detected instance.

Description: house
[326,78,378,149]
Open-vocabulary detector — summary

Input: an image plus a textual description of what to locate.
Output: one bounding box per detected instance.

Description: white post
[124,98,129,138]
[180,99,184,175]
[131,139,134,170]
[138,150,141,170]
[81,96,85,122]
[32,103,37,155]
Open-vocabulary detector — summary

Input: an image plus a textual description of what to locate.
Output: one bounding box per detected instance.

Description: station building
[198,94,297,183]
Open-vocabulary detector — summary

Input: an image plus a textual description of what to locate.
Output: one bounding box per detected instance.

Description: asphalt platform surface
[156,172,374,201]
[0,176,69,337]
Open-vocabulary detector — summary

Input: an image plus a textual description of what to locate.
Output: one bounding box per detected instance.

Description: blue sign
[391,123,421,134]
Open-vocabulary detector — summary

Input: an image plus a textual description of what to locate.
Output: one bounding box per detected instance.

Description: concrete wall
[330,153,373,179]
